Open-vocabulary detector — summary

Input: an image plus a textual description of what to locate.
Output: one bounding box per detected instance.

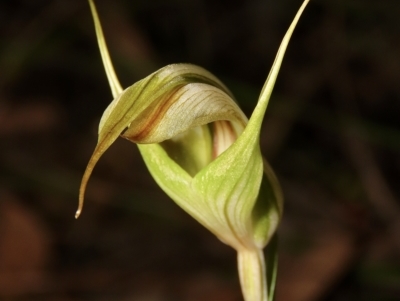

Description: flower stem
[238,248,268,301]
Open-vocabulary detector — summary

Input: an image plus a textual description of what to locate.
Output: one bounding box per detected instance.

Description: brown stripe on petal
[212,120,237,159]
[121,85,186,143]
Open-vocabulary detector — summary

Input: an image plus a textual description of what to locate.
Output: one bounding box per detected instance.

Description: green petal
[78,64,247,217]
[192,127,264,250]
[138,143,229,240]
[195,0,310,250]
[88,0,122,98]
[251,160,283,248]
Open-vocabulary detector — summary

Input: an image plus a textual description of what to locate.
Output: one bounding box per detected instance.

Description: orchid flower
[77,1,310,300]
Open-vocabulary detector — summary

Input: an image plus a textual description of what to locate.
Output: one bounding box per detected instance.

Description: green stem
[238,248,268,301]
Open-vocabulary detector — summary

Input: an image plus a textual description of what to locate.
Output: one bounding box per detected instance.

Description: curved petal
[78,64,247,217]
[121,81,247,143]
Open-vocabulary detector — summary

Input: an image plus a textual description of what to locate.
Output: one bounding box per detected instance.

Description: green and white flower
[78,1,310,300]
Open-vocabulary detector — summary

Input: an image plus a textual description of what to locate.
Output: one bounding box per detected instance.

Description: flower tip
[76,151,99,219]
[75,186,85,219]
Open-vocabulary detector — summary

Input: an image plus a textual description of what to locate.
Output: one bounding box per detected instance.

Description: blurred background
[1,0,400,300]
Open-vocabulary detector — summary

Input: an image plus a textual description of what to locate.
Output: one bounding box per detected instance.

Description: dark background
[1,0,400,300]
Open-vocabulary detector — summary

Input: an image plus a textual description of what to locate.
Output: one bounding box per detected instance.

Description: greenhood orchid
[78,1,310,300]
